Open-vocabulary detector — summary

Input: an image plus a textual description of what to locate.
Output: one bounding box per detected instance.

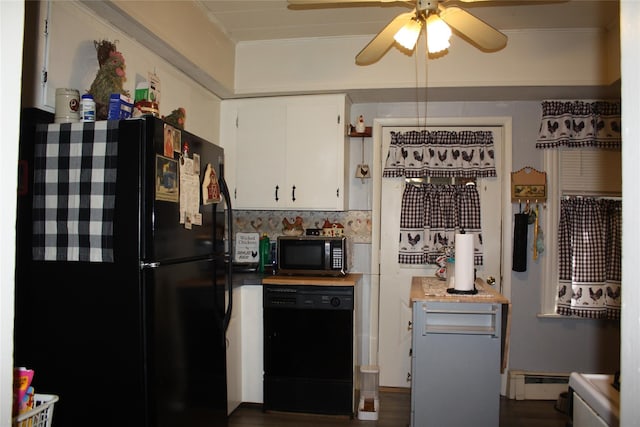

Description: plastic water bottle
[80,93,96,122]
[259,234,270,273]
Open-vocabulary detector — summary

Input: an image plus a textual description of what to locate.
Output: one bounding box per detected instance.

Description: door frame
[369,116,513,380]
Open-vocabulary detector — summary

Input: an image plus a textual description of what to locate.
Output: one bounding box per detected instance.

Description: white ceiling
[197,0,619,44]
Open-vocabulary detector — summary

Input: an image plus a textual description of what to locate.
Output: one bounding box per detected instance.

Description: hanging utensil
[356,137,370,181]
[533,203,539,260]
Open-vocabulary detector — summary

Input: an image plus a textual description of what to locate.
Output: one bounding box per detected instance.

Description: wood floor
[227,389,571,427]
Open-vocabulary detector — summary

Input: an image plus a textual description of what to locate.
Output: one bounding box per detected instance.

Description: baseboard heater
[507,370,570,400]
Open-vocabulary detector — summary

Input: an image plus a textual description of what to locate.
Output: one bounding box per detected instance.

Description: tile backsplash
[233,210,372,243]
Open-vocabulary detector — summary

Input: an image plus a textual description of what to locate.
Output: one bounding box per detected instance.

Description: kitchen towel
[454,233,475,291]
[32,121,119,262]
[512,213,529,272]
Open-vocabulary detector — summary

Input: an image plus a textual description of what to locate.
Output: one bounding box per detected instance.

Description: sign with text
[235,232,260,263]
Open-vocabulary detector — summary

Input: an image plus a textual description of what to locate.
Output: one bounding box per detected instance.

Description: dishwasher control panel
[264,285,354,310]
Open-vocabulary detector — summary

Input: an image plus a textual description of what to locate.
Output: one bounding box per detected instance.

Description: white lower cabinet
[226,284,264,412]
[240,285,264,403]
[221,94,350,210]
[573,394,611,427]
[226,286,242,414]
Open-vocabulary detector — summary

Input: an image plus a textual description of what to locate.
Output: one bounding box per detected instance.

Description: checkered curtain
[399,183,483,265]
[536,100,622,149]
[556,198,621,319]
[383,130,497,178]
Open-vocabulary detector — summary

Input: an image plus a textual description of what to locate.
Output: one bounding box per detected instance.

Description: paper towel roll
[454,233,475,291]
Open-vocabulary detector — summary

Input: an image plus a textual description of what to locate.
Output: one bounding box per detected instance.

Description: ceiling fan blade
[355,11,415,65]
[454,0,567,2]
[288,0,400,3]
[438,5,507,51]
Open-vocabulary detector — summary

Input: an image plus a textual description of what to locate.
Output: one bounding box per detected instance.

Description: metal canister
[54,88,80,123]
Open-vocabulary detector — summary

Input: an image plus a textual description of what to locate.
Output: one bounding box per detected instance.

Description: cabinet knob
[291,185,296,202]
[486,276,496,286]
[274,185,279,202]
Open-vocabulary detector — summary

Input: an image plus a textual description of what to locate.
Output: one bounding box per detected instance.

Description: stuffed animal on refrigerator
[162,107,186,130]
[88,40,130,120]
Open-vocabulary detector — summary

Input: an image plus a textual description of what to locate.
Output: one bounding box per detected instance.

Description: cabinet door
[285,96,347,210]
[411,302,501,427]
[240,285,264,403]
[226,286,242,414]
[235,101,287,209]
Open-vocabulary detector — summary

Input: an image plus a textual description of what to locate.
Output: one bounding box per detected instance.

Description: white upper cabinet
[222,94,350,210]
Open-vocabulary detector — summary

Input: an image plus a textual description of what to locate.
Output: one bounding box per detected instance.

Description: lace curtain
[536,100,622,149]
[556,198,621,319]
[398,183,483,265]
[383,130,497,178]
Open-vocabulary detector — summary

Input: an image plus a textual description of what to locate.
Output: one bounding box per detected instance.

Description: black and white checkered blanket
[32,121,119,262]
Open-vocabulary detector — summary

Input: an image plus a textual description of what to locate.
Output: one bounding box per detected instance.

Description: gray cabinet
[410,301,503,427]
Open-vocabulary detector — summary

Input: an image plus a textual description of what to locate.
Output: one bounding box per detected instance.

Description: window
[540,148,622,315]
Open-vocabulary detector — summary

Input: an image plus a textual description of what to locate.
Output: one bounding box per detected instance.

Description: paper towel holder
[447,271,478,294]
[447,286,478,295]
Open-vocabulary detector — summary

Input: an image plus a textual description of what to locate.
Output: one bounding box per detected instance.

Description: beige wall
[23,1,223,142]
[234,28,619,99]
[79,1,619,102]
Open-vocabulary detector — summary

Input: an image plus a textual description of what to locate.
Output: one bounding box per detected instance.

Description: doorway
[369,117,513,388]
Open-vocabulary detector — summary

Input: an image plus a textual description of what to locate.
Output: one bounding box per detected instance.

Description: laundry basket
[12,394,59,427]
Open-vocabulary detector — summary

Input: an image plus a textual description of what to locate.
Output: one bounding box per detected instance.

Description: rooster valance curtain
[556,198,621,319]
[399,183,483,266]
[383,130,497,178]
[536,100,622,149]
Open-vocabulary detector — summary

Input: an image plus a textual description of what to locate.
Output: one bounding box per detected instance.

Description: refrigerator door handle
[140,257,214,269]
[141,261,160,269]
[219,171,234,332]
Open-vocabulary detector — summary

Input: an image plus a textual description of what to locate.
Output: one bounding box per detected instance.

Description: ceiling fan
[287,0,509,65]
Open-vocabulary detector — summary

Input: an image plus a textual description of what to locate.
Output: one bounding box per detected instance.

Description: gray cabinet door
[411,302,502,427]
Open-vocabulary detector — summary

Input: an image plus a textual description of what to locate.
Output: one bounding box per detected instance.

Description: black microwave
[276,236,347,277]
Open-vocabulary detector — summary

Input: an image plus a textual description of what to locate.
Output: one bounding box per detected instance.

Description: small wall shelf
[349,127,372,138]
[510,167,547,203]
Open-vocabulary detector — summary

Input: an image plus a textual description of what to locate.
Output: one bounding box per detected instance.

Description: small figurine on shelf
[355,115,366,133]
[163,107,186,130]
[322,219,345,237]
[282,216,305,236]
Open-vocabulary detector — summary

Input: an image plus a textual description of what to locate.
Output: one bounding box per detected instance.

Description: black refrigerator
[14,109,233,427]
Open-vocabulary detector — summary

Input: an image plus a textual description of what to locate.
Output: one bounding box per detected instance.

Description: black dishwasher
[263,284,354,416]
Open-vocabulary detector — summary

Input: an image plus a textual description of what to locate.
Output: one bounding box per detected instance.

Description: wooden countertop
[410,276,509,304]
[262,273,363,286]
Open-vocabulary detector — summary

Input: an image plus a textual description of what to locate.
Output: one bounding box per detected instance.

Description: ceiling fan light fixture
[393,18,423,50]
[426,14,451,54]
